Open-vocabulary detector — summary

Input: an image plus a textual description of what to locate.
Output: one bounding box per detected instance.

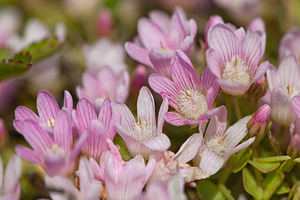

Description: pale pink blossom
[113,87,170,159]
[76,66,129,109]
[0,155,21,200]
[125,7,197,77]
[45,157,102,200]
[206,19,268,95]
[97,9,113,36]
[248,104,271,131]
[149,50,220,126]
[279,28,300,61]
[267,55,300,126]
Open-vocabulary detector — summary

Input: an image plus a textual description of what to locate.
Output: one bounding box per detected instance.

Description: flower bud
[97,9,113,36]
[247,76,268,101]
[247,104,271,137]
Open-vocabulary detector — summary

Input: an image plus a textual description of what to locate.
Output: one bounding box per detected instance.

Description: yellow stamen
[47,118,55,128]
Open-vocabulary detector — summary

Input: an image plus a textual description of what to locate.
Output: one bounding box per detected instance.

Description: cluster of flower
[2,6,300,200]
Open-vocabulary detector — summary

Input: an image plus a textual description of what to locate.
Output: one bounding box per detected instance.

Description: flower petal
[199,148,224,175]
[149,48,173,77]
[15,145,41,165]
[142,134,170,151]
[157,97,169,135]
[15,106,40,122]
[75,98,97,134]
[125,42,152,66]
[137,87,156,128]
[63,90,73,111]
[36,90,60,122]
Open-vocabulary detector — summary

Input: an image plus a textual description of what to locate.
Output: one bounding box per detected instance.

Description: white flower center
[132,120,157,142]
[206,136,229,157]
[47,144,65,157]
[177,89,208,120]
[222,56,251,85]
[286,85,300,98]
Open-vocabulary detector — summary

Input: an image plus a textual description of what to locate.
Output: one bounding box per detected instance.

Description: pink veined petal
[144,155,156,183]
[149,48,173,77]
[168,173,187,200]
[143,181,169,200]
[44,153,66,176]
[112,102,135,131]
[224,116,251,148]
[164,112,194,126]
[234,27,246,44]
[98,98,114,137]
[54,110,73,155]
[199,67,218,92]
[188,19,197,39]
[36,90,60,122]
[70,133,88,162]
[217,79,251,96]
[278,54,300,89]
[3,155,21,194]
[179,36,194,55]
[75,98,97,134]
[205,15,224,47]
[270,88,296,126]
[45,175,79,198]
[206,49,223,78]
[96,67,118,94]
[224,137,255,161]
[81,72,105,99]
[124,42,152,67]
[171,50,200,91]
[148,73,178,109]
[292,96,300,118]
[15,145,42,165]
[138,18,169,50]
[149,10,170,34]
[198,105,227,122]
[169,7,186,47]
[137,87,156,128]
[83,181,103,200]
[115,71,130,103]
[252,61,272,83]
[63,90,73,111]
[157,97,169,135]
[77,158,94,195]
[248,18,265,33]
[203,106,227,142]
[21,120,53,154]
[174,133,203,163]
[15,106,40,122]
[89,158,103,182]
[241,31,263,74]
[266,67,281,91]
[142,134,171,151]
[199,148,224,175]
[207,24,239,64]
[84,120,107,159]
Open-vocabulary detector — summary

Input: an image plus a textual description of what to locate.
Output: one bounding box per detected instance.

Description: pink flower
[135,173,187,200]
[0,79,18,113]
[267,55,300,126]
[97,9,113,36]
[132,65,148,96]
[206,21,268,95]
[73,98,118,160]
[76,66,129,109]
[45,157,102,200]
[14,90,73,133]
[0,155,21,200]
[15,110,87,176]
[113,87,171,159]
[90,140,156,200]
[125,7,197,77]
[279,28,300,61]
[149,50,220,126]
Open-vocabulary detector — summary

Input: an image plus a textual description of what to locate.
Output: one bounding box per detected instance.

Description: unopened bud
[247,104,271,137]
[97,9,113,36]
[247,76,268,101]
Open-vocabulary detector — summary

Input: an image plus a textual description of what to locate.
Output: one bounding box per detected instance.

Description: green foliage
[232,148,252,173]
[242,168,264,200]
[196,180,225,200]
[248,160,280,173]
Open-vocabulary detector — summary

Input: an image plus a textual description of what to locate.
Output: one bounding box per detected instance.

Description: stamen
[132,120,157,142]
[47,118,55,128]
[206,136,229,157]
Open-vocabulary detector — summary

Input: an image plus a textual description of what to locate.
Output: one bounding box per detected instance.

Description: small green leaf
[248,160,280,173]
[242,168,264,199]
[0,52,32,81]
[255,156,291,163]
[294,158,300,164]
[232,148,252,173]
[196,180,225,200]
[263,170,285,200]
[0,49,11,61]
[22,37,63,63]
[275,182,290,195]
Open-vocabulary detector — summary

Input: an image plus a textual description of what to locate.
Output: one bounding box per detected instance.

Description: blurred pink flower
[97,9,113,36]
[73,98,118,160]
[267,55,300,126]
[113,87,170,159]
[15,110,87,176]
[45,157,102,200]
[83,39,127,75]
[279,28,300,62]
[132,65,148,96]
[90,140,156,200]
[14,90,73,133]
[125,7,197,77]
[206,21,268,95]
[76,66,129,109]
[149,50,220,126]
[0,155,21,200]
[135,173,187,200]
[0,79,18,113]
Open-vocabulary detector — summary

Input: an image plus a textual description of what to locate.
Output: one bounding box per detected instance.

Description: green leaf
[275,182,290,195]
[218,184,235,200]
[196,180,225,200]
[22,37,63,63]
[232,148,252,173]
[294,158,300,164]
[255,156,291,163]
[248,160,280,173]
[263,170,285,200]
[242,168,264,200]
[0,52,32,81]
[0,49,11,61]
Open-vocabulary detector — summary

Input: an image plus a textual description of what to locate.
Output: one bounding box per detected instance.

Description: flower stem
[233,97,242,119]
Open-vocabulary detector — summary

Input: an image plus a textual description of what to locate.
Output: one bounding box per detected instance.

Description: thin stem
[224,94,232,124]
[218,184,235,200]
[233,97,242,119]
